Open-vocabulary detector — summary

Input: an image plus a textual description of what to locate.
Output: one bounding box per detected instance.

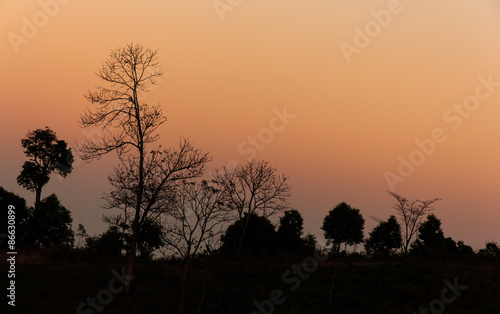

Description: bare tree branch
[388,191,441,254]
[212,159,291,259]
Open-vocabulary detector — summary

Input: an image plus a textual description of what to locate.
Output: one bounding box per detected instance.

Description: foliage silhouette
[0,187,31,247]
[478,241,500,259]
[277,209,303,252]
[17,127,73,211]
[410,214,473,258]
[86,225,124,256]
[31,194,74,248]
[322,202,365,252]
[299,233,318,255]
[365,215,402,258]
[221,213,277,256]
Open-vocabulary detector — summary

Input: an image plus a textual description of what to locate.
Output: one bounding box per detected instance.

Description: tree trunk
[236,214,251,260]
[179,259,190,314]
[126,93,145,294]
[35,185,42,212]
[125,229,138,293]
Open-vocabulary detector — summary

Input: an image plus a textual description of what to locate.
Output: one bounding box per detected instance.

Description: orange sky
[2,0,500,250]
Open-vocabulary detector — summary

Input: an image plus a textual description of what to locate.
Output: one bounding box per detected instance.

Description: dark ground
[1,250,499,314]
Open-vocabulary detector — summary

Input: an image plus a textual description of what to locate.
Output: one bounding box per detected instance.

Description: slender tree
[17,127,73,211]
[213,159,291,259]
[78,43,166,292]
[388,192,440,254]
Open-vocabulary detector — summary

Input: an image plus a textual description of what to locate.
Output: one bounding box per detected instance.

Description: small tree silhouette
[410,214,462,257]
[31,194,74,248]
[365,215,402,258]
[17,127,73,211]
[277,209,304,252]
[321,202,365,253]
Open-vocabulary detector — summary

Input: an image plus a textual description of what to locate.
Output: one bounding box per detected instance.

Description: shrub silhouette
[277,209,303,252]
[221,213,277,256]
[365,215,402,258]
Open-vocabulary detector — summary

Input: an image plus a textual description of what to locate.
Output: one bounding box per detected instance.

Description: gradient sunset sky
[2,0,500,250]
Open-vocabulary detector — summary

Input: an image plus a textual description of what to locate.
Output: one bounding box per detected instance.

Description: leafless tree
[104,138,209,287]
[77,43,191,292]
[388,191,441,254]
[161,180,233,314]
[213,159,291,258]
[103,139,210,222]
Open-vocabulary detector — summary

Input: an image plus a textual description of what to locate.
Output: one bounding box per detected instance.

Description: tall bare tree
[78,43,168,292]
[388,191,440,254]
[162,180,233,314]
[213,159,291,258]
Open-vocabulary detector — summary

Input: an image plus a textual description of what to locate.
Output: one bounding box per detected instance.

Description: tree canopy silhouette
[221,213,277,256]
[31,194,74,248]
[410,214,463,258]
[17,127,73,211]
[0,187,31,248]
[277,209,304,252]
[321,202,365,252]
[364,215,402,258]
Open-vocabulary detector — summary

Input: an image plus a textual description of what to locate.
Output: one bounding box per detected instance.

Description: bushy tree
[365,215,402,258]
[86,226,124,256]
[321,202,365,252]
[0,187,32,247]
[136,218,164,260]
[299,233,318,255]
[456,240,474,258]
[221,213,277,256]
[101,214,164,259]
[17,127,73,211]
[410,214,468,258]
[478,241,500,259]
[32,194,74,248]
[1,188,74,249]
[277,209,303,252]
